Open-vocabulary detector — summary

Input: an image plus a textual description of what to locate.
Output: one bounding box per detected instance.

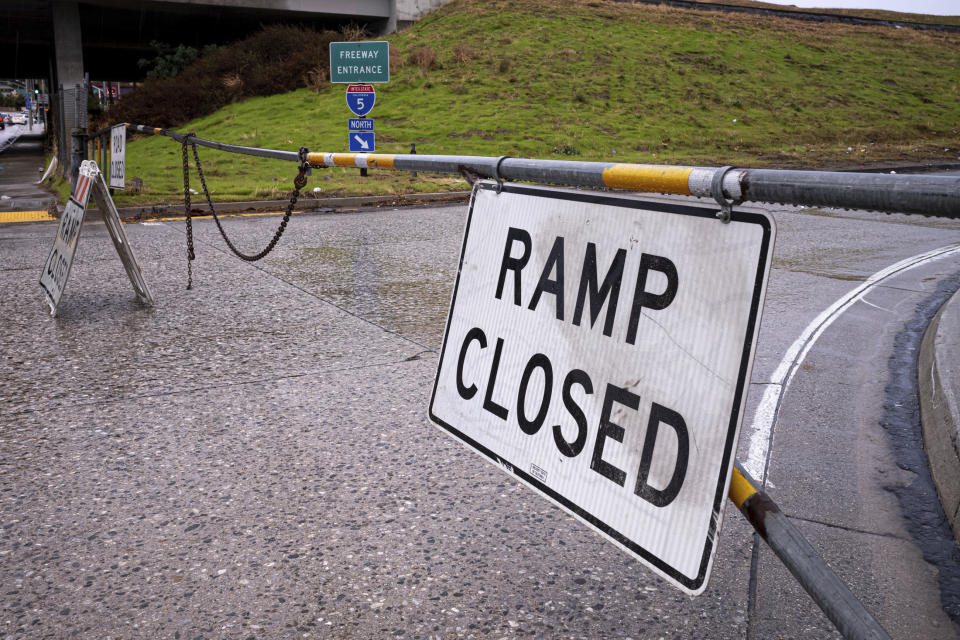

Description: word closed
[430,182,774,594]
[109,124,125,190]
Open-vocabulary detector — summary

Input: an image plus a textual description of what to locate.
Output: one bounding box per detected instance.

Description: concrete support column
[52,0,85,186]
[384,0,398,34]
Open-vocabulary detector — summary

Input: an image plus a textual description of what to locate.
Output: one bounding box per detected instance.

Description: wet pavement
[0,126,57,214]
[2,194,960,639]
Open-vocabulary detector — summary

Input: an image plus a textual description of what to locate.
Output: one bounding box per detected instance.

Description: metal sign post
[429,181,775,594]
[88,166,154,307]
[38,160,153,316]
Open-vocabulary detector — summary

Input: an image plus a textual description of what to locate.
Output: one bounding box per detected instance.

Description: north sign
[429,182,774,595]
[348,118,375,131]
[346,84,375,117]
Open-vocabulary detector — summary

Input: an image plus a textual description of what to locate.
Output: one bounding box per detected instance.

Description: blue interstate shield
[346,84,376,117]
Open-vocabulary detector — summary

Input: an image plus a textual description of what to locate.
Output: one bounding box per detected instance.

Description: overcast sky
[758,0,957,15]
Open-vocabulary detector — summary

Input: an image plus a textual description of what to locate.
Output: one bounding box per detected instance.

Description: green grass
[107,0,960,206]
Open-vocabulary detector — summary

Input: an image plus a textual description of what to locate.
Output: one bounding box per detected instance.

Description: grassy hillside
[690,0,960,27]
[105,0,960,205]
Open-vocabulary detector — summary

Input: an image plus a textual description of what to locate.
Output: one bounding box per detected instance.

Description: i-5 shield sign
[429,182,774,594]
[346,84,375,117]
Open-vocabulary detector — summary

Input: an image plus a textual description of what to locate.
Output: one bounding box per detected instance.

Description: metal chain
[181,133,196,290]
[191,143,310,262]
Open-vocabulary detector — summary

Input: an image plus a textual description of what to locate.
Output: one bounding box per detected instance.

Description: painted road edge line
[743,243,960,484]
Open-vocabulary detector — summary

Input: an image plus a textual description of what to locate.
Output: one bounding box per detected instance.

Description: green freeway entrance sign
[330,41,390,84]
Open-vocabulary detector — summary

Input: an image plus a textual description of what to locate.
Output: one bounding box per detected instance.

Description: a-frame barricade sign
[40,160,154,316]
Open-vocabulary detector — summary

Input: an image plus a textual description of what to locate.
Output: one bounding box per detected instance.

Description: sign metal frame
[429,181,774,594]
[39,160,153,316]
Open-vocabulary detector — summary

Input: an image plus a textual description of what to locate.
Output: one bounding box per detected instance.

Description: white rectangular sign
[39,165,97,315]
[429,182,774,594]
[109,123,125,190]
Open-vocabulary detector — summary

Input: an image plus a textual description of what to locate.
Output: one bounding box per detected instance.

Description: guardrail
[128,124,960,219]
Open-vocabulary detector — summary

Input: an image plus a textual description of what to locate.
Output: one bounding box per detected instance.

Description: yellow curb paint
[0,210,56,223]
[601,165,693,195]
[151,211,296,223]
[728,467,757,510]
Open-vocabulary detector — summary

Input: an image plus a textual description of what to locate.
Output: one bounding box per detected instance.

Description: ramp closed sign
[429,182,774,594]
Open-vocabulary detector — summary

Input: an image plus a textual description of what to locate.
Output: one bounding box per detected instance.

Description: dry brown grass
[340,23,369,41]
[452,43,477,64]
[409,46,439,74]
[303,67,328,93]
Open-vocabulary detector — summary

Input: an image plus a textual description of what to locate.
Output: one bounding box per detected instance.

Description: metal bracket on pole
[712,165,741,223]
[493,155,509,194]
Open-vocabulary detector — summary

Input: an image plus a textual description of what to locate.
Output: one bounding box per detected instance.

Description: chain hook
[493,155,509,194]
[294,146,310,190]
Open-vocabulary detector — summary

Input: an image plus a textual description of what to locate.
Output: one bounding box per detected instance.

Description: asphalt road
[2,186,960,639]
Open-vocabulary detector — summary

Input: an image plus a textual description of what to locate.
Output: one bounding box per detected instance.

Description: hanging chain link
[180,137,311,288]
[182,133,196,290]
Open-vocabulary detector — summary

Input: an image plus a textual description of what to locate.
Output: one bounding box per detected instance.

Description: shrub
[95,24,352,129]
[452,44,476,64]
[409,47,439,74]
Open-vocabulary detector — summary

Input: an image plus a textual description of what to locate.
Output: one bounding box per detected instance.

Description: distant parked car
[10,113,26,125]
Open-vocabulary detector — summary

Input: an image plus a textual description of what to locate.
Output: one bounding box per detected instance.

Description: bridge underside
[1,0,392,81]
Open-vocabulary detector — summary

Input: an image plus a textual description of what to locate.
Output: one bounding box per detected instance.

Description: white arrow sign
[353,134,370,150]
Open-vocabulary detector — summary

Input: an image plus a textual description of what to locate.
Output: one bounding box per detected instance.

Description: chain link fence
[52,82,88,185]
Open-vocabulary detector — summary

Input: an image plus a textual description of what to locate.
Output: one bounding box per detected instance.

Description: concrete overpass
[1,0,448,83]
[1,0,448,186]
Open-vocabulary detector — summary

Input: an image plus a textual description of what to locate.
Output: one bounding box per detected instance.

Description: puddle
[274,245,454,347]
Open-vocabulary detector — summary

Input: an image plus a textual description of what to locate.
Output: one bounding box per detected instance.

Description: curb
[919,288,960,542]
[113,191,471,220]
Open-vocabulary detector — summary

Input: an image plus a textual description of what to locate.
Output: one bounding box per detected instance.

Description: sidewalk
[0,127,57,220]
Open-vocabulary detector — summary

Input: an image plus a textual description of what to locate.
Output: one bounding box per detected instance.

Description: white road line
[743,243,960,484]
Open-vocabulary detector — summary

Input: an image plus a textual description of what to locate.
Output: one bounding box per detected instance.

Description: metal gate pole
[126,125,960,218]
[729,464,892,640]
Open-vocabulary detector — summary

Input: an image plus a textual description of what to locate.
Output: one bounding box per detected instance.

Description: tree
[137,41,219,79]
[0,94,26,109]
